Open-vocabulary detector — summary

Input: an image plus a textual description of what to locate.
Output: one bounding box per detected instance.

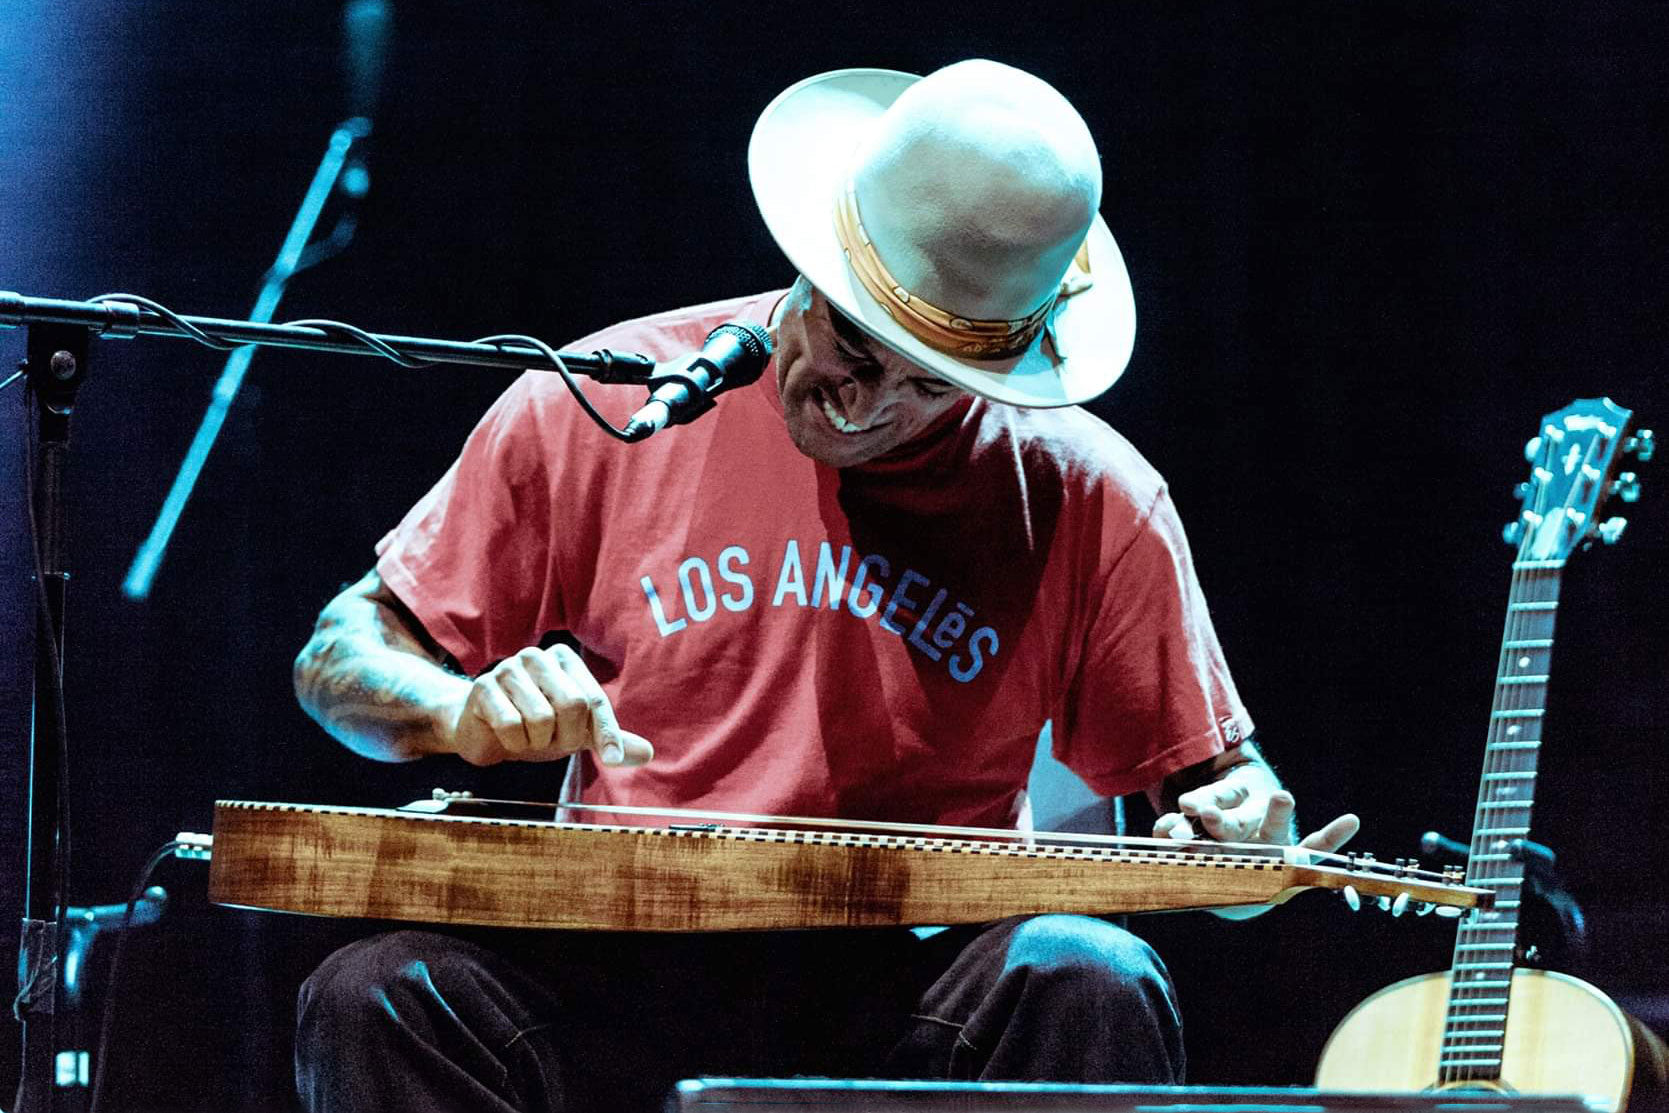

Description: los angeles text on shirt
[639,538,1000,684]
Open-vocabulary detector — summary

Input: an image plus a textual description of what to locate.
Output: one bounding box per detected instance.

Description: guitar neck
[1437,557,1563,1083]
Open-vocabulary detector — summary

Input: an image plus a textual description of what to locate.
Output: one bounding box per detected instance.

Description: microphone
[623,322,772,440]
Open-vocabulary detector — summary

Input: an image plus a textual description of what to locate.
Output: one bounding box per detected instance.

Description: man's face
[773,281,969,468]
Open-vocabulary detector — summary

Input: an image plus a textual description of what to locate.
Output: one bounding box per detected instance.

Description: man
[292,60,1357,1112]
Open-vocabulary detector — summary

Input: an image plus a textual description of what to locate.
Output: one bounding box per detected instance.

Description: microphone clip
[641,357,728,427]
[621,321,773,442]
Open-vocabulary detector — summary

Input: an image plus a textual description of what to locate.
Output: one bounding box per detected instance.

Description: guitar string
[1441,426,1603,1082]
[1442,440,1541,1083]
[394,795,1472,883]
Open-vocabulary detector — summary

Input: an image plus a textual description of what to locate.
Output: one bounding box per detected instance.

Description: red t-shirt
[376,291,1251,827]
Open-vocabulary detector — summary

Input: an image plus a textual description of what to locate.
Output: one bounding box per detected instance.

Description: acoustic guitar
[1315,398,1658,1110]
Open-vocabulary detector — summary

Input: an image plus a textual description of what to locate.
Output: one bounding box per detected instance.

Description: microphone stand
[1,290,658,1112]
[14,322,90,1113]
[0,293,658,381]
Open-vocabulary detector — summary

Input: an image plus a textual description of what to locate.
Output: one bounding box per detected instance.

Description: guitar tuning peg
[1523,435,1544,463]
[1434,905,1464,918]
[1502,521,1524,545]
[1416,901,1435,916]
[1341,885,1361,912]
[1513,481,1532,501]
[1376,895,1392,912]
[1626,429,1655,462]
[1597,517,1628,545]
[1390,893,1410,917]
[1613,472,1641,503]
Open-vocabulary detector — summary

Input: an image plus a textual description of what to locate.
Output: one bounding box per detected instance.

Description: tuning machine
[1594,517,1628,545]
[1625,429,1655,462]
[1371,893,1412,917]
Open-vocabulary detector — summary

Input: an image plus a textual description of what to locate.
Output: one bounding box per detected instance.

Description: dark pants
[294,915,1184,1113]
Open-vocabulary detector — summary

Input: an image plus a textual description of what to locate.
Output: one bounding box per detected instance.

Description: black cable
[85,840,181,1113]
[475,333,644,442]
[13,376,74,1028]
[86,293,240,351]
[81,293,650,441]
[284,318,433,368]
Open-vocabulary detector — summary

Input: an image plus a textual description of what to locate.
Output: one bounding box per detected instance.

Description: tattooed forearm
[293,570,470,762]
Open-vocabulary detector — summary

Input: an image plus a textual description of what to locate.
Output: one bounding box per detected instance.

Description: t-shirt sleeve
[374,373,566,676]
[1053,485,1253,798]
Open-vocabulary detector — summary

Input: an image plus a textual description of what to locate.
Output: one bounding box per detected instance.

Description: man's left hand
[1152,765,1359,853]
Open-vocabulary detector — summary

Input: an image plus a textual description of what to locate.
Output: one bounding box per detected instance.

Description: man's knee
[1002,916,1173,1011]
[299,931,484,1038]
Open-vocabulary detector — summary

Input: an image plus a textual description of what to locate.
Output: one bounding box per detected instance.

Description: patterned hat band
[832,178,1095,363]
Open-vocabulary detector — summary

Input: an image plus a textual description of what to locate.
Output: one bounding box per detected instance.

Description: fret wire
[1443,557,1563,1073]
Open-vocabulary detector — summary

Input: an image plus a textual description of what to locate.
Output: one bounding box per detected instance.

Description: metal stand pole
[14,323,91,1113]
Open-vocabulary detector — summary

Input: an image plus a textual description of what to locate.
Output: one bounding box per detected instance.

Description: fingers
[609,730,655,768]
[1298,812,1361,854]
[1152,812,1198,841]
[1159,785,1296,845]
[1176,780,1248,816]
[1258,790,1297,843]
[546,644,652,768]
[1172,781,1251,841]
[499,651,570,752]
[462,644,651,767]
[1159,791,1360,855]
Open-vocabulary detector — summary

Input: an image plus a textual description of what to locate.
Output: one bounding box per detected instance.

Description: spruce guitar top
[1317,399,1660,1111]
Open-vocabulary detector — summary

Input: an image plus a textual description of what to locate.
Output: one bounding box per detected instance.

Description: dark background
[3,2,1666,1109]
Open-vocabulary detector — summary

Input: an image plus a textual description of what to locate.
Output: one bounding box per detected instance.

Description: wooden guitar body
[204,800,1486,931]
[1316,968,1636,1110]
[1314,401,1667,1113]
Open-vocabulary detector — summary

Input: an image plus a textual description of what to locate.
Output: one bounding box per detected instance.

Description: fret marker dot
[1518,656,1532,667]
[1506,725,1520,735]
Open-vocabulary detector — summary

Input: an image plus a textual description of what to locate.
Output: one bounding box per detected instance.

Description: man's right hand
[448,643,654,769]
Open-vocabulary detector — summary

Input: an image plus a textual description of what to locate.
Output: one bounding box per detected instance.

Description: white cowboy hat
[748,60,1135,408]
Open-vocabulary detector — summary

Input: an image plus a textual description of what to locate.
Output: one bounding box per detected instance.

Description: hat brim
[748,67,1135,409]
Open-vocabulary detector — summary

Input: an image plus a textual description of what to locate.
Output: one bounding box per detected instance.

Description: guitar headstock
[1505,397,1651,561]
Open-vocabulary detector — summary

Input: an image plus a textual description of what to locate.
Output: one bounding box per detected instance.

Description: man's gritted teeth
[817,387,878,435]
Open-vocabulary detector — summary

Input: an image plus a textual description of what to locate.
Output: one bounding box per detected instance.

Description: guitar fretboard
[1437,560,1560,1082]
